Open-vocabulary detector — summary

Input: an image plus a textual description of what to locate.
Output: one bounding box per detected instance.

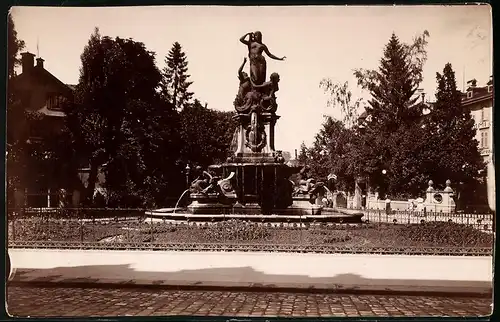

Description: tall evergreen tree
[423,63,486,206]
[349,32,430,198]
[161,42,194,109]
[364,33,422,131]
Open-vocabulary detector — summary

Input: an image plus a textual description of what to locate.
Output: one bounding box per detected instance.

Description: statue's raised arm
[240,32,253,45]
[263,45,286,61]
[238,57,248,80]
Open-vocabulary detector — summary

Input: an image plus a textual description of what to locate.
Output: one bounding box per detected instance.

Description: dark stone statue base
[187,193,232,215]
[276,195,322,216]
[219,162,293,215]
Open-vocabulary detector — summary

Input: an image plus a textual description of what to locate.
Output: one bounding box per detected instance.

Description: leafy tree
[7,13,25,79]
[6,12,28,206]
[66,28,180,207]
[298,117,358,191]
[179,100,237,168]
[161,42,194,109]
[319,80,362,128]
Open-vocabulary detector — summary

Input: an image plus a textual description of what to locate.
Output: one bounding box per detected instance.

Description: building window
[480,130,489,148]
[482,107,490,121]
[47,94,65,110]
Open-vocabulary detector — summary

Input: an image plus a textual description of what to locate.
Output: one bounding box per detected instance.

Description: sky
[11,5,492,155]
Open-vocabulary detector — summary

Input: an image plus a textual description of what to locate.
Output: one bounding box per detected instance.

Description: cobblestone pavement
[7,286,492,318]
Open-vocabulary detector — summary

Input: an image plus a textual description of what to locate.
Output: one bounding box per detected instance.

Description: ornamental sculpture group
[233,31,285,154]
[186,31,332,216]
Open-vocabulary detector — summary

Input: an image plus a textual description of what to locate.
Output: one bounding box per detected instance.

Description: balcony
[474,120,491,130]
[479,148,491,156]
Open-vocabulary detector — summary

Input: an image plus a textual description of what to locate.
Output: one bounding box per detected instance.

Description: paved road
[7,285,492,318]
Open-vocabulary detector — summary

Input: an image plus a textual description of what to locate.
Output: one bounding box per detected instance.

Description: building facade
[461,78,495,212]
[8,52,80,208]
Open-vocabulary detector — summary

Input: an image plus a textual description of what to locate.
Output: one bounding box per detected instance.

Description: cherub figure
[234,58,252,110]
[250,72,280,113]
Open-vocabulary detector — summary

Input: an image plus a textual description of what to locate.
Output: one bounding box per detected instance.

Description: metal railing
[6,207,494,256]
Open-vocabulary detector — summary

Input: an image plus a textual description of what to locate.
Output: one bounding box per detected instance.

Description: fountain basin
[187,193,232,215]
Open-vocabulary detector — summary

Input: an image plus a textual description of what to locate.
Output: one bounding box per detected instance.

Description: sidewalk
[9,249,493,297]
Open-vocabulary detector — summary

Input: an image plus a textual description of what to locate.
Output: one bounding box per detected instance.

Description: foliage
[299,117,357,191]
[6,12,30,203]
[65,28,181,207]
[179,100,237,168]
[346,32,431,197]
[7,13,25,79]
[10,217,493,250]
[161,42,194,110]
[203,219,271,241]
[356,32,428,131]
[354,30,429,94]
[398,222,492,247]
[319,80,362,128]
[422,63,486,205]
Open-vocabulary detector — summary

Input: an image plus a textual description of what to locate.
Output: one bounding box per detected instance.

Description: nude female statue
[240,31,286,85]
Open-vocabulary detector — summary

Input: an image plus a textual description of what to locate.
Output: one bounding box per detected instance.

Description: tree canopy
[304,31,486,207]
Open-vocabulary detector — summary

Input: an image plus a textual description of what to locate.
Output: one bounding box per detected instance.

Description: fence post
[80,209,84,244]
[150,215,153,247]
[12,213,16,242]
[126,212,129,242]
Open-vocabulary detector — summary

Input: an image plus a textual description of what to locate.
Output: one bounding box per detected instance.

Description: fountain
[147,31,363,223]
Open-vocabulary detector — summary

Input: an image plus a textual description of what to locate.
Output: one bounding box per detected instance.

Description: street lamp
[185,164,191,189]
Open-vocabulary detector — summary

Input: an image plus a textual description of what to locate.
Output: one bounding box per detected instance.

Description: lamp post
[185,164,191,190]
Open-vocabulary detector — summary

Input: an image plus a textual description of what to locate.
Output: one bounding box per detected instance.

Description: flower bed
[8,219,493,250]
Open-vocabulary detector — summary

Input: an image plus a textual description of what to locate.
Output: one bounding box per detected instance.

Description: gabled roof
[12,65,75,98]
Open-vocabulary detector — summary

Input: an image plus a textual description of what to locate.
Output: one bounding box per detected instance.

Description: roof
[65,84,77,91]
[12,65,75,98]
[36,105,66,118]
[461,85,493,107]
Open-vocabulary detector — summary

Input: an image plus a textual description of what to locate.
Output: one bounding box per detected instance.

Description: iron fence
[360,208,494,232]
[6,207,494,256]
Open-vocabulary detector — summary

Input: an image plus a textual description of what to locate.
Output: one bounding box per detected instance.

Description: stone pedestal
[187,193,232,215]
[219,162,293,215]
[233,113,280,159]
[279,195,322,216]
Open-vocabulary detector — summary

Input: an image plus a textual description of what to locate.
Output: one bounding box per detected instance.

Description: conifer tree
[161,42,194,109]
[364,33,422,131]
[423,63,485,205]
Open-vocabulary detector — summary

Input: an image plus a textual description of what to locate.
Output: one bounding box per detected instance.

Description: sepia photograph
[5,4,494,318]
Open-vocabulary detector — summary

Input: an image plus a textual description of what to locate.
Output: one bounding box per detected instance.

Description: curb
[9,277,492,299]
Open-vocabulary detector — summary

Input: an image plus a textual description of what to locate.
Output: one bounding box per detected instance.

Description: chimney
[21,52,35,73]
[36,57,45,69]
